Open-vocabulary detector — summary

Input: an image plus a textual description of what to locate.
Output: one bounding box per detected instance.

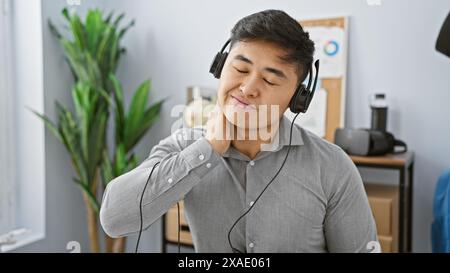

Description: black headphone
[209,39,320,114]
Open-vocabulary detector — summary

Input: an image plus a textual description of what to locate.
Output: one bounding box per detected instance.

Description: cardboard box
[165,202,193,245]
[364,184,399,252]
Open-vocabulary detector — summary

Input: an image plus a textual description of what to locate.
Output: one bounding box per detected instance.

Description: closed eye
[234,67,248,74]
[264,79,276,86]
[234,67,277,86]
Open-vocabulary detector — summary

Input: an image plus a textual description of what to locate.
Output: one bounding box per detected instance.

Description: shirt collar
[222,115,304,159]
[262,114,304,152]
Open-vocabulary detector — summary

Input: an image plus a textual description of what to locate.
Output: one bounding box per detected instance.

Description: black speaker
[436,11,450,58]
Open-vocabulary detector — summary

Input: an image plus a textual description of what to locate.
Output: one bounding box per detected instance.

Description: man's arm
[323,148,379,253]
[99,128,221,238]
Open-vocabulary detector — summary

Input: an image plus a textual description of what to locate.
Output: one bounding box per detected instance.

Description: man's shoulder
[298,126,346,159]
[298,126,362,197]
[296,126,358,173]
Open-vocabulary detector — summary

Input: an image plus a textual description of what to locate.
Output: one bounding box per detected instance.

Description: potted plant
[32,8,165,252]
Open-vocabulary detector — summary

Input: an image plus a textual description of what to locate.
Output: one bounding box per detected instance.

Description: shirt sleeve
[323,148,379,253]
[99,127,222,238]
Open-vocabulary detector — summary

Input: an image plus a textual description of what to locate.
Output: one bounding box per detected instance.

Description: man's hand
[205,105,232,155]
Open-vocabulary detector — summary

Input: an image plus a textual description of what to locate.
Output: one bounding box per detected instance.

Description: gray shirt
[100,116,378,253]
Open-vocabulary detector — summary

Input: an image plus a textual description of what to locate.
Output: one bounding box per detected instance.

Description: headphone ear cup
[209,52,222,77]
[289,90,300,113]
[209,52,228,79]
[289,84,307,113]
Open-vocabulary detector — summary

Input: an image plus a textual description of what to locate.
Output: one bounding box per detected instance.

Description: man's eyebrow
[233,54,287,79]
[234,54,253,64]
[264,67,287,79]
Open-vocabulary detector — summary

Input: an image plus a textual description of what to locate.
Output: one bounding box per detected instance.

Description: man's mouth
[230,95,256,109]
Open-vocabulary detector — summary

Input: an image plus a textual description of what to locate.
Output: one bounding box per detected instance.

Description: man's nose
[240,76,260,98]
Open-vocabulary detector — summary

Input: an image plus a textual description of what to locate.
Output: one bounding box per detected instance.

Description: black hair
[230,9,315,84]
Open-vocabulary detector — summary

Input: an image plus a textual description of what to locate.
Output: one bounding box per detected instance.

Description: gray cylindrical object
[370,93,388,132]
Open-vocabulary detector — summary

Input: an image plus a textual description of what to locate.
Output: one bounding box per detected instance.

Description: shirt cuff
[179,137,221,179]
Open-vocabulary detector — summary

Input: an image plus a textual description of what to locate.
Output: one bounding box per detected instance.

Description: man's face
[217,40,299,130]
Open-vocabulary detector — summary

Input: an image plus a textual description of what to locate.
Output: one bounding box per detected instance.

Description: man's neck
[230,121,280,160]
[231,139,263,160]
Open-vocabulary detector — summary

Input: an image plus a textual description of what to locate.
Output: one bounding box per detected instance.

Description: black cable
[135,161,160,253]
[227,112,301,253]
[134,161,182,254]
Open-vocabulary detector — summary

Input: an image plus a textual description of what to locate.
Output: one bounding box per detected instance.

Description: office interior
[0,0,450,253]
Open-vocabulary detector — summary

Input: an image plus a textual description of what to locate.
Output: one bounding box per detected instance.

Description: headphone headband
[308,60,320,102]
[220,39,231,53]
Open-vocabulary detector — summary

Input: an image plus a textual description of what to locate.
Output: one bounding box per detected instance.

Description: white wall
[14,0,450,252]
[8,0,87,252]
[6,0,47,252]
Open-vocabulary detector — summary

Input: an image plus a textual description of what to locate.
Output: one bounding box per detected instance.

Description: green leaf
[113,13,125,28]
[71,84,90,163]
[113,143,126,175]
[125,99,164,151]
[61,39,89,82]
[70,14,87,51]
[87,109,107,180]
[117,19,135,40]
[108,33,119,73]
[97,87,114,107]
[96,25,114,70]
[48,19,62,39]
[62,8,71,22]
[55,102,88,184]
[86,9,104,55]
[108,74,125,144]
[104,10,114,24]
[28,107,63,144]
[75,179,100,214]
[124,80,150,143]
[85,53,103,87]
[101,150,114,186]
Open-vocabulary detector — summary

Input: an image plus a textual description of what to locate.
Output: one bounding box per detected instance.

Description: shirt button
[167,178,173,184]
[249,242,255,248]
[198,154,205,161]
[249,201,254,207]
[249,161,255,166]
[206,163,211,168]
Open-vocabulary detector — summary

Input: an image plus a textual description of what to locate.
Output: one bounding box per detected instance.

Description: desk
[162,152,415,253]
[350,151,414,253]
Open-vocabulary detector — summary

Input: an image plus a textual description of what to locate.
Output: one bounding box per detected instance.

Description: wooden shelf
[350,151,414,167]
[350,151,415,252]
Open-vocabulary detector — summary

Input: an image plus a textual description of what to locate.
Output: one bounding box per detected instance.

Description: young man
[100,10,378,253]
